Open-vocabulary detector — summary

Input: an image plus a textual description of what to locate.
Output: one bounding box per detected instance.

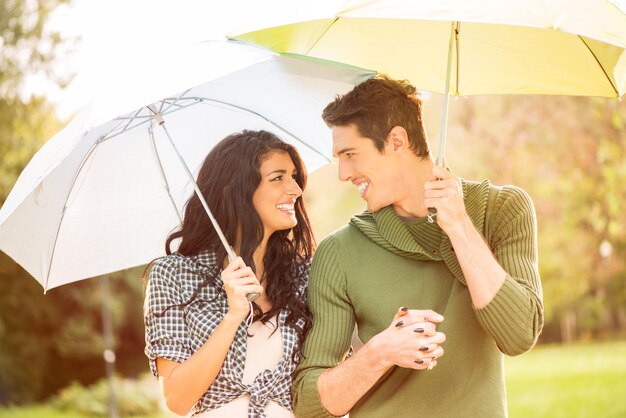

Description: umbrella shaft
[151,108,260,303]
[155,117,236,261]
[437,21,458,167]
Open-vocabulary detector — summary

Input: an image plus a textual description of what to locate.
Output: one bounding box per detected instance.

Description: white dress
[194,315,295,417]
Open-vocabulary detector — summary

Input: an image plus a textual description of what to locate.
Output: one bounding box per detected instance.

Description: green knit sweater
[293,180,544,418]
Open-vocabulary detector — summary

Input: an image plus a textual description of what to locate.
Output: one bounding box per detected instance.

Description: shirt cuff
[473,274,535,355]
[145,343,192,378]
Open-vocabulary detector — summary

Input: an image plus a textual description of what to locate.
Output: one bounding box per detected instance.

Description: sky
[31,1,242,118]
[28,0,318,119]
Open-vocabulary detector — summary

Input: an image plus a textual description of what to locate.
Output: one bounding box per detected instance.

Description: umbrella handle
[427,207,437,223]
[225,252,261,303]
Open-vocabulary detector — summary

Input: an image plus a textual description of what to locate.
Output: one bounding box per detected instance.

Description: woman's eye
[270,176,282,182]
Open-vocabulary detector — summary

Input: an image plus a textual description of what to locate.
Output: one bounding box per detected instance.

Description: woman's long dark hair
[164,130,315,358]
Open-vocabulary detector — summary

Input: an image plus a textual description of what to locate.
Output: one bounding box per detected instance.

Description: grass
[0,405,174,418]
[505,340,626,418]
[0,341,624,417]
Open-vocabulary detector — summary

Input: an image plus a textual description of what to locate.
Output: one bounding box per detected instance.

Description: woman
[144,130,315,417]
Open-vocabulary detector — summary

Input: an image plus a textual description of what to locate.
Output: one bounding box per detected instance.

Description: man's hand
[424,165,468,233]
[369,308,446,371]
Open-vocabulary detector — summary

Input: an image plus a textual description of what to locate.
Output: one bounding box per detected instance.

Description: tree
[0,0,149,404]
[449,94,626,343]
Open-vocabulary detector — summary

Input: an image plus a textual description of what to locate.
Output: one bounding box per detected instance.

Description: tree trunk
[560,309,577,343]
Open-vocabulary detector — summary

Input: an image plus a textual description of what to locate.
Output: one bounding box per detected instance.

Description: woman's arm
[156,312,242,415]
[152,256,263,415]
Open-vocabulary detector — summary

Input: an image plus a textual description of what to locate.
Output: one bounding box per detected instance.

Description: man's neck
[391,157,435,219]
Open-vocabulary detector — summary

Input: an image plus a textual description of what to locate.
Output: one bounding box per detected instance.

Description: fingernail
[395,321,404,327]
[415,359,424,364]
[400,307,408,312]
[419,346,429,352]
[414,328,424,333]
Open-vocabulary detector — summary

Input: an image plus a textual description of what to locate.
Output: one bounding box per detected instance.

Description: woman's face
[252,151,303,239]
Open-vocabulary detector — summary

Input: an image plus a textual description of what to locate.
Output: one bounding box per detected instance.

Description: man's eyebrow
[333,147,355,157]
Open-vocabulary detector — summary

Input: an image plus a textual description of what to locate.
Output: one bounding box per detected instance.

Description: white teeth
[277,203,295,211]
[357,182,369,196]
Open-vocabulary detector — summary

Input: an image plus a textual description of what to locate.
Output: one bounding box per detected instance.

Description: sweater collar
[349,179,492,286]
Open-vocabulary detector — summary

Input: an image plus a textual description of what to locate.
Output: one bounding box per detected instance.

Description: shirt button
[432,249,438,255]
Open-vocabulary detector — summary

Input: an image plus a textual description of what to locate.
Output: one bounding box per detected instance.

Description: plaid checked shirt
[144,250,310,417]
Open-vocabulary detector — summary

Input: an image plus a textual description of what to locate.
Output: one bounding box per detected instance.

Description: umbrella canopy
[232,0,626,98]
[0,41,374,290]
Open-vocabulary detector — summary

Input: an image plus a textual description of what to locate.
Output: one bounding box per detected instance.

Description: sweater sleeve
[292,235,355,418]
[473,185,544,356]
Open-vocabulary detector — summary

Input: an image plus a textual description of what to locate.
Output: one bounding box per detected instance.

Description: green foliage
[1,0,72,201]
[0,0,147,406]
[0,0,71,99]
[50,375,162,417]
[0,405,95,418]
[0,260,148,404]
[448,94,626,341]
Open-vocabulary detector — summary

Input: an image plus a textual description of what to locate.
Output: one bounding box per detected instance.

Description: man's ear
[387,126,409,152]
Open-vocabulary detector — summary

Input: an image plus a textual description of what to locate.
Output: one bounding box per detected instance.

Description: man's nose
[338,161,352,183]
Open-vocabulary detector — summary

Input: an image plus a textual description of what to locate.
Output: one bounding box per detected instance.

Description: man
[293,76,544,418]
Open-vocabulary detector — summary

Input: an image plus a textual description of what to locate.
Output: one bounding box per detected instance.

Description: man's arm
[425,167,543,355]
[293,236,445,417]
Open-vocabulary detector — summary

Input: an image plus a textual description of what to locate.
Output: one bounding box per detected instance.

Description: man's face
[332,124,402,212]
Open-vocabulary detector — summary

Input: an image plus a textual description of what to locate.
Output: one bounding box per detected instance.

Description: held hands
[221,257,264,322]
[424,165,467,233]
[373,308,446,371]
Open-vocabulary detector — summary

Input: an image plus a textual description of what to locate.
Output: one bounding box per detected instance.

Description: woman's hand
[221,257,264,322]
[370,307,446,371]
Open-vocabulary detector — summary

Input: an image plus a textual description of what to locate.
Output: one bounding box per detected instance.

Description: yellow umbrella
[232,1,626,96]
[231,0,626,219]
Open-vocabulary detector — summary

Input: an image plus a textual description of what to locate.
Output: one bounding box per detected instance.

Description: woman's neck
[253,237,268,282]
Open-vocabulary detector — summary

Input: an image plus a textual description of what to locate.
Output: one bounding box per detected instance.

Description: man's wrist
[445,215,476,242]
[360,334,393,373]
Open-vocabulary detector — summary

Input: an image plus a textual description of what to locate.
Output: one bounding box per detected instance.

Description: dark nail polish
[400,307,408,312]
[415,359,424,364]
[419,346,429,351]
[414,328,424,333]
[395,321,404,327]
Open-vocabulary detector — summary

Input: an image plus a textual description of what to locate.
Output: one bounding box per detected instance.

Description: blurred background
[1,1,625,417]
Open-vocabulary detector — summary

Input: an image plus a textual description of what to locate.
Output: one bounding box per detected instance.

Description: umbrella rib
[161,90,192,113]
[578,35,619,97]
[196,99,331,162]
[305,17,339,55]
[120,108,144,133]
[99,97,330,162]
[148,122,184,225]
[99,100,201,142]
[43,138,100,291]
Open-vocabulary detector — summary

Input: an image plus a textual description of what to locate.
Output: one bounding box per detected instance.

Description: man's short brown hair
[322,75,429,158]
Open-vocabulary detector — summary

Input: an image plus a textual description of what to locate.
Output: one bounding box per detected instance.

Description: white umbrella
[0,40,374,291]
